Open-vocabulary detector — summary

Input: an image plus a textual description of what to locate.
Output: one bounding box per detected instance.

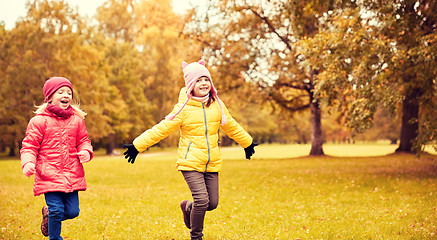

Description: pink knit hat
[43,77,73,102]
[166,60,227,125]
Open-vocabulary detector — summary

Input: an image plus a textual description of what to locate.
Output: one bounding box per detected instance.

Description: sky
[0,0,205,30]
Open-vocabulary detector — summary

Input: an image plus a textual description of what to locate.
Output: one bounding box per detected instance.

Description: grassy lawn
[1,143,436,239]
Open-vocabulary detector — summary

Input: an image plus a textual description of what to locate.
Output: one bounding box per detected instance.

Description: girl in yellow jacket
[123,59,257,240]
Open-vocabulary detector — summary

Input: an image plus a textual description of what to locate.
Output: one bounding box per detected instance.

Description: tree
[190,0,436,154]
[0,0,121,156]
[95,0,157,154]
[0,0,87,156]
[183,0,364,155]
[133,0,204,146]
[96,0,136,42]
[308,1,436,152]
[81,35,152,154]
[376,0,437,152]
[293,7,397,133]
[96,0,203,148]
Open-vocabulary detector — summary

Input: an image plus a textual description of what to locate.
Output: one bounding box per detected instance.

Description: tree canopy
[0,0,435,156]
[182,0,436,154]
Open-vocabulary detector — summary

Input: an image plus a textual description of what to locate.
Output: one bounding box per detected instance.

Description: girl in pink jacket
[20,77,93,240]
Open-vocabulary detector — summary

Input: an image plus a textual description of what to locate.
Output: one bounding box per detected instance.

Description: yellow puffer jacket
[133,88,253,172]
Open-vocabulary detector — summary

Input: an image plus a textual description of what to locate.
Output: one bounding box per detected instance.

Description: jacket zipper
[185,142,192,159]
[202,103,211,173]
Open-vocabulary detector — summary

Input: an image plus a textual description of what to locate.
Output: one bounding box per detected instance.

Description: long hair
[34,99,87,119]
[205,94,216,107]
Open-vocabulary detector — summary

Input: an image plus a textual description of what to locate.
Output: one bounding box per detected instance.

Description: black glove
[244,142,258,160]
[123,144,139,164]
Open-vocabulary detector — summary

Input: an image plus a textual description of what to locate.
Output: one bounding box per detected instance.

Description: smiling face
[193,76,211,97]
[49,86,73,109]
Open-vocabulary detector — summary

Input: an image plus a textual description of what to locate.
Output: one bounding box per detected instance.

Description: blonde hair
[34,99,87,119]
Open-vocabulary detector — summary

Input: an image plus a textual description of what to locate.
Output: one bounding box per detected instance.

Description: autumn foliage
[0,0,435,156]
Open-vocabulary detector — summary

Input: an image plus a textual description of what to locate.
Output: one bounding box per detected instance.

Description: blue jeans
[182,171,219,240]
[44,191,80,240]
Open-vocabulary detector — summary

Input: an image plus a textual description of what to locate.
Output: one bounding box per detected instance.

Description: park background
[0,0,436,239]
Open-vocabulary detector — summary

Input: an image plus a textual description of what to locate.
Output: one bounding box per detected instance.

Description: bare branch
[274,81,306,90]
[247,7,292,51]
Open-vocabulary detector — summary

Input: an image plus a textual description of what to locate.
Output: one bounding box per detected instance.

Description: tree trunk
[396,90,419,153]
[106,142,115,155]
[309,99,324,156]
[8,145,16,157]
[105,134,115,155]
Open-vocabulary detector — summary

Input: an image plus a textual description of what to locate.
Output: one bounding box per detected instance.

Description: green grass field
[1,143,436,239]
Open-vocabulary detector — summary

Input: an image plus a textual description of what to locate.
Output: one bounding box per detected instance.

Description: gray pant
[181,171,219,240]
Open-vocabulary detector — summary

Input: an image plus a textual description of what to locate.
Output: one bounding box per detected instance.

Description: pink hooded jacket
[21,109,93,196]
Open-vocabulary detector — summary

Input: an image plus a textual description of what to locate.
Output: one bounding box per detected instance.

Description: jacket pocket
[38,160,59,181]
[185,142,192,159]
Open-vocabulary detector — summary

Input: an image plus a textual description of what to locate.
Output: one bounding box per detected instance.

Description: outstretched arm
[123,109,183,164]
[219,101,257,159]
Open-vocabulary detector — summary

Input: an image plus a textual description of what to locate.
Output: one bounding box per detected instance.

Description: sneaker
[41,206,49,237]
[180,200,191,229]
